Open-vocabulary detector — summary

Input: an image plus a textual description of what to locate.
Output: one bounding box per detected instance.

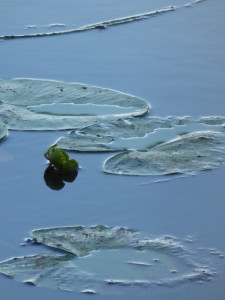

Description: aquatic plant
[44,144,78,172]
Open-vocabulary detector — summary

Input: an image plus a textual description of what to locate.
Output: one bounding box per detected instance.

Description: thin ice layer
[57,116,225,152]
[0,79,149,130]
[0,7,175,41]
[104,131,225,175]
[57,116,180,151]
[0,227,215,294]
[32,225,137,256]
[0,122,7,140]
[0,0,206,41]
[0,254,96,292]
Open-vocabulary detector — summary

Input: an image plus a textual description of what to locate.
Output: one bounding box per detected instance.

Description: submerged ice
[0,226,215,294]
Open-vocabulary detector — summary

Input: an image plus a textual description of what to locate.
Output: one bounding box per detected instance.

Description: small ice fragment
[126,261,152,267]
[81,289,96,294]
[26,25,37,29]
[24,280,36,286]
[48,23,66,28]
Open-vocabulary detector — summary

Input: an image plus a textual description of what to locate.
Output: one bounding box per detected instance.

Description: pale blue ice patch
[27,103,137,116]
[109,121,225,151]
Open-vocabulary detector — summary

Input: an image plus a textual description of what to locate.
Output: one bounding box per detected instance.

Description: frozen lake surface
[0,0,225,299]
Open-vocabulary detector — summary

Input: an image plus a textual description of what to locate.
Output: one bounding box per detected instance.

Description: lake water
[0,0,225,299]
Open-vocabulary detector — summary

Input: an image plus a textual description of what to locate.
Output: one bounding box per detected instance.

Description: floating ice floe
[56,115,225,176]
[104,131,225,176]
[32,225,137,256]
[0,79,149,130]
[0,225,215,294]
[57,116,225,152]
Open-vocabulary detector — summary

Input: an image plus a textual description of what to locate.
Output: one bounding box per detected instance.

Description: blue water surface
[0,0,225,299]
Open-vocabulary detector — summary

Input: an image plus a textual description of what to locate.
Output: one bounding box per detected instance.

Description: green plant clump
[44,144,78,172]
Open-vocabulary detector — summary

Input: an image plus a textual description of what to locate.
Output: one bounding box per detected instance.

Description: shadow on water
[44,165,78,190]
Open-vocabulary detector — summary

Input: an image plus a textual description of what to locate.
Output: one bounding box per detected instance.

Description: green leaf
[62,159,79,172]
[47,147,68,170]
[44,143,57,159]
[60,148,70,161]
[44,145,78,172]
[0,79,149,130]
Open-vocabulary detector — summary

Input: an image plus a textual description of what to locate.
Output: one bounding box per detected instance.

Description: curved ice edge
[57,115,225,152]
[105,268,215,287]
[6,77,150,114]
[132,236,185,253]
[81,289,97,294]
[0,7,173,40]
[0,0,206,41]
[131,236,201,268]
[0,78,150,129]
[10,77,149,104]
[0,227,218,294]
[0,121,8,140]
[103,130,225,176]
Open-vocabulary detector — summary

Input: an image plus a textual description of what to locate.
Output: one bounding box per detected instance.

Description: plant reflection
[44,165,78,190]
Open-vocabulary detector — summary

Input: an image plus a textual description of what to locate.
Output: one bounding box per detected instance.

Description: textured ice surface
[32,225,137,256]
[0,122,7,140]
[57,116,225,151]
[0,79,149,130]
[104,131,225,176]
[0,226,215,294]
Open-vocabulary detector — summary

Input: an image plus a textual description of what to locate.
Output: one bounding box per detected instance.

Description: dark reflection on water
[44,165,78,190]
